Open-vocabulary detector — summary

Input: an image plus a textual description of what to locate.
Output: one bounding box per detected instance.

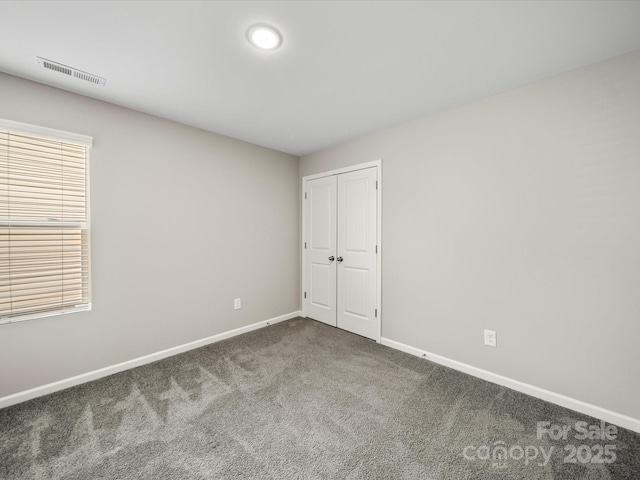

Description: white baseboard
[381,337,640,434]
[0,311,301,410]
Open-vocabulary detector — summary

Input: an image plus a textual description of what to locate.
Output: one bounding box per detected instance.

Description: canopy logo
[463,442,553,469]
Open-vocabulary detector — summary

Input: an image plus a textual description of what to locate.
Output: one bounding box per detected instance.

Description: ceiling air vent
[37,57,106,86]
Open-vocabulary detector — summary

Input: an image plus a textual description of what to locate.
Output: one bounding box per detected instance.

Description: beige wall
[0,73,300,397]
[301,51,640,420]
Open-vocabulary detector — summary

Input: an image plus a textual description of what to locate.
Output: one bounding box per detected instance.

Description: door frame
[301,159,382,343]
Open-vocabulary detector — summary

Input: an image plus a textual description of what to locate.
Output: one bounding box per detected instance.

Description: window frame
[0,118,92,325]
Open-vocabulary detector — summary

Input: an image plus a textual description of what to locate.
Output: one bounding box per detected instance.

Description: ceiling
[1,1,640,156]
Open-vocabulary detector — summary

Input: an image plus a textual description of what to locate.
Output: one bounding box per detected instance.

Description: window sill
[0,304,92,326]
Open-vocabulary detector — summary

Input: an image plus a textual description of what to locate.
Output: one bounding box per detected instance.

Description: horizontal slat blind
[0,128,90,321]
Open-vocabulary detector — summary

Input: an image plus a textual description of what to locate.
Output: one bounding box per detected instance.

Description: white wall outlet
[234,298,242,310]
[484,329,497,347]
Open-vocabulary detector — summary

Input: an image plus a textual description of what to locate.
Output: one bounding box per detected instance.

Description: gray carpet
[1,317,638,479]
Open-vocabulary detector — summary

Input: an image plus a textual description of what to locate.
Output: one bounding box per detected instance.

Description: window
[0,119,92,324]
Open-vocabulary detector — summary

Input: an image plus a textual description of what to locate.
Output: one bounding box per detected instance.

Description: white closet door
[336,167,378,339]
[304,175,337,326]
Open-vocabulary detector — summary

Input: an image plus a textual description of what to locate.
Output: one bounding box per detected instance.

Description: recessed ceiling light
[246,24,282,50]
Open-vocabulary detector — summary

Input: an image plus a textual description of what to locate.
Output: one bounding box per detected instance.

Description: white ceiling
[1,1,640,156]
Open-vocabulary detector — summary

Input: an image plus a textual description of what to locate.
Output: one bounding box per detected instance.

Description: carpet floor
[1,317,638,479]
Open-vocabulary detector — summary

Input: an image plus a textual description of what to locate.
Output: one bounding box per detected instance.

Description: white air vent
[37,57,106,86]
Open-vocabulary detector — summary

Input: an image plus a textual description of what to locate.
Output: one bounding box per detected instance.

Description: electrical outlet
[484,329,497,347]
[234,298,241,310]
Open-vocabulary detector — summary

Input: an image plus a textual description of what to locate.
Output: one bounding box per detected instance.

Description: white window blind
[0,119,92,324]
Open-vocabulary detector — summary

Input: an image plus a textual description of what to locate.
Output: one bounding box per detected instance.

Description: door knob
[337,256,343,262]
[328,256,335,261]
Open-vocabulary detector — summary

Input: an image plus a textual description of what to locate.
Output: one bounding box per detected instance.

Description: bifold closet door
[304,167,378,340]
[304,175,337,326]
[336,168,378,340]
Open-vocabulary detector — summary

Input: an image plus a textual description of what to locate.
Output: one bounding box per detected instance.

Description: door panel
[343,267,368,317]
[310,263,331,308]
[337,168,377,339]
[343,179,368,252]
[311,183,332,250]
[304,176,336,326]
